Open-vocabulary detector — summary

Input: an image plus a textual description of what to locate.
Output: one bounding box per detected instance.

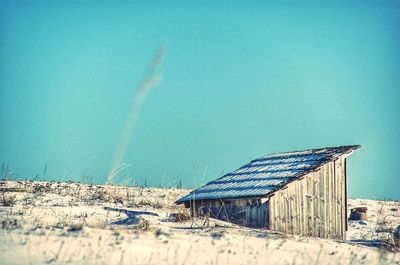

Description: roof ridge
[259,144,360,157]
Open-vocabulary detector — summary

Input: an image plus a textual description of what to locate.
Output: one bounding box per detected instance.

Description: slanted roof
[176,145,360,204]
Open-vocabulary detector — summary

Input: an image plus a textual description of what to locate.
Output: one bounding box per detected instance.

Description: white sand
[0,180,399,264]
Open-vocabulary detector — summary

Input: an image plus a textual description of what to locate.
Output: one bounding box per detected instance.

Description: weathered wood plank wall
[269,156,347,239]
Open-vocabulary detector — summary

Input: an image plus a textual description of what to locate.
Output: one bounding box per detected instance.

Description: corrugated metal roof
[176,145,360,204]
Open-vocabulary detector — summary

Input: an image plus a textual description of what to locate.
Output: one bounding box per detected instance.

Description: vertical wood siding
[269,156,347,239]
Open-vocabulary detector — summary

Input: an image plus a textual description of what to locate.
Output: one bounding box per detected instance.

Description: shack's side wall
[269,156,347,239]
[193,198,269,228]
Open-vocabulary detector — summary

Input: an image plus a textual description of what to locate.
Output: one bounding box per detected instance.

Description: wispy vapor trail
[107,47,165,184]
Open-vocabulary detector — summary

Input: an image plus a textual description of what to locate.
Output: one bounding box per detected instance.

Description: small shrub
[168,212,191,222]
[66,224,83,232]
[134,219,150,231]
[32,184,47,194]
[1,218,20,230]
[0,193,16,206]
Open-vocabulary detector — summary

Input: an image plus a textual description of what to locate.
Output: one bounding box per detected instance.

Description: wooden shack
[176,145,360,239]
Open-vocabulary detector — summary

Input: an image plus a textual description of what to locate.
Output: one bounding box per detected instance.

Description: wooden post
[299,179,305,235]
[270,196,275,231]
[313,172,319,237]
[344,158,348,232]
[319,167,325,238]
[307,174,313,236]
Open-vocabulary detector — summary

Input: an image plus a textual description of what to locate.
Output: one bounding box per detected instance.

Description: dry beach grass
[0,180,399,265]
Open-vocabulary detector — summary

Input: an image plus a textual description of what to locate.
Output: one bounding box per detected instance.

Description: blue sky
[0,1,399,199]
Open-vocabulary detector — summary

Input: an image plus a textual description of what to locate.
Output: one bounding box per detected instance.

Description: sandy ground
[0,180,399,265]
